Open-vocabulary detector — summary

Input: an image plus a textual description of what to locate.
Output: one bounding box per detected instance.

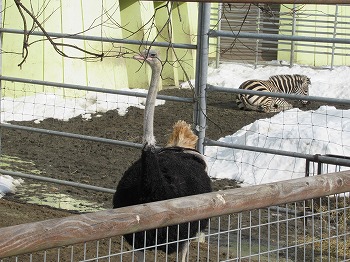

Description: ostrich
[113,50,212,261]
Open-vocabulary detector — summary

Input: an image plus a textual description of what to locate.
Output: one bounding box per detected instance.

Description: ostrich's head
[134,49,162,71]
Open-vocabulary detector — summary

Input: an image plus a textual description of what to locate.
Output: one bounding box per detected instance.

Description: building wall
[213,3,280,64]
[278,4,350,66]
[1,1,198,98]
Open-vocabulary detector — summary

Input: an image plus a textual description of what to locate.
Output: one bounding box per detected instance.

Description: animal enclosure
[1,0,350,261]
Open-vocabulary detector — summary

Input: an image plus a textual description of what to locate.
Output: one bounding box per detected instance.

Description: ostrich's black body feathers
[113,146,212,253]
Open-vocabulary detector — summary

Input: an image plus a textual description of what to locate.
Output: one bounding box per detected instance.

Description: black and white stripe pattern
[236,74,311,113]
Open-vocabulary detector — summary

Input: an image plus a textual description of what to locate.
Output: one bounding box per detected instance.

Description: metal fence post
[194,3,211,154]
[255,5,261,68]
[290,4,297,67]
[215,3,223,68]
[331,5,339,70]
[0,0,2,155]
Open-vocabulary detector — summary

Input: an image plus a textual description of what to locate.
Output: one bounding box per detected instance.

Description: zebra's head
[295,74,311,105]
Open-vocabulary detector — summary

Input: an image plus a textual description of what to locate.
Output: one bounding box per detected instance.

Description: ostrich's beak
[133,54,146,61]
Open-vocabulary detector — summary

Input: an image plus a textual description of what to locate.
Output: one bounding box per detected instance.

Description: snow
[0,175,23,198]
[204,62,350,99]
[1,89,165,123]
[1,62,350,197]
[202,62,350,186]
[205,106,350,186]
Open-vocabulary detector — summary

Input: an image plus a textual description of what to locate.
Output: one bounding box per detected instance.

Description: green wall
[278,4,350,66]
[1,1,198,97]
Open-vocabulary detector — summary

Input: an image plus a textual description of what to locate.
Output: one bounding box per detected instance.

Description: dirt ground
[0,88,341,260]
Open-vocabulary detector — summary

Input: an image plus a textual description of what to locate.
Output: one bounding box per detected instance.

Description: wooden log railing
[0,170,350,258]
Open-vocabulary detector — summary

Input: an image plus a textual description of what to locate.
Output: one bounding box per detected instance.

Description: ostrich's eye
[150,53,157,58]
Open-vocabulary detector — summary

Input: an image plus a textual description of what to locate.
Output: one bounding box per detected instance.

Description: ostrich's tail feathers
[166,120,198,149]
[0,175,23,199]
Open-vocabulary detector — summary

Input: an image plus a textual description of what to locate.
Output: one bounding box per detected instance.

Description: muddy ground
[0,88,342,261]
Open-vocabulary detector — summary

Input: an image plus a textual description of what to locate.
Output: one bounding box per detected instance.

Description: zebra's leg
[240,96,264,112]
[268,98,293,112]
[236,94,246,110]
[257,98,274,112]
[257,105,268,112]
[277,99,293,111]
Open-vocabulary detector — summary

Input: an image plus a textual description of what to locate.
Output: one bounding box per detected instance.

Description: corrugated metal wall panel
[215,4,350,67]
[218,4,280,63]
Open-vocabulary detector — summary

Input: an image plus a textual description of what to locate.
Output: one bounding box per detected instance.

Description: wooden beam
[1,170,350,258]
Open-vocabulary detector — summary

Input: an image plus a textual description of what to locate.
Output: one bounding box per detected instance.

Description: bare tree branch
[14,0,111,66]
[10,0,197,99]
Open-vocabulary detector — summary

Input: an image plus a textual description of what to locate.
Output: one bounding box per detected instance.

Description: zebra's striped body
[236,74,311,113]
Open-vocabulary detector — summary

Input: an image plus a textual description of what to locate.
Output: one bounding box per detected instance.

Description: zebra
[236,74,311,113]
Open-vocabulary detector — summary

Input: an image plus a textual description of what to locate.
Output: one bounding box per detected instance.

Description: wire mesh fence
[1,172,349,261]
[1,1,350,261]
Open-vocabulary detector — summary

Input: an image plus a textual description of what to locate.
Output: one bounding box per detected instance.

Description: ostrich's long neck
[143,64,161,147]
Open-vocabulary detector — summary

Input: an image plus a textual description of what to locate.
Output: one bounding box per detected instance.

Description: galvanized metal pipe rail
[1,170,349,258]
[0,28,197,50]
[204,139,350,167]
[209,30,350,45]
[0,169,115,194]
[0,123,143,149]
[0,76,193,104]
[0,123,142,194]
[207,84,350,105]
[194,3,211,154]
